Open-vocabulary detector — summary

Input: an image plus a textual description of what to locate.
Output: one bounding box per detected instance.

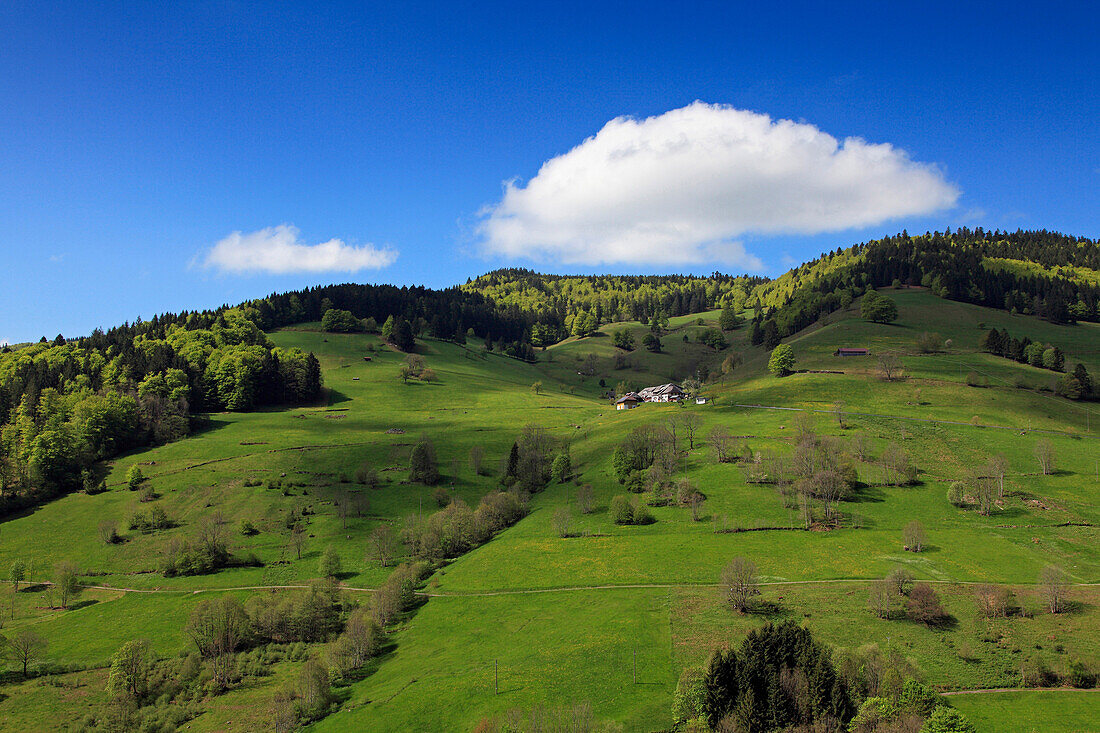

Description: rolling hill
[0,237,1098,732]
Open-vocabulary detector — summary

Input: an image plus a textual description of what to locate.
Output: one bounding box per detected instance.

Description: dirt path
[47,577,1099,598]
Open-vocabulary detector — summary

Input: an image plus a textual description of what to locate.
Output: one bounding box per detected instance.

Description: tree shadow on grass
[187,414,232,438]
[338,644,399,688]
[66,599,99,611]
[326,388,351,406]
[750,600,792,620]
[1055,599,1091,617]
[848,485,887,503]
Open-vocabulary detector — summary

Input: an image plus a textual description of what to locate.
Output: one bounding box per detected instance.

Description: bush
[130,505,171,532]
[433,487,451,507]
[609,495,634,525]
[126,465,145,491]
[240,520,259,536]
[631,503,655,525]
[915,332,943,353]
[947,482,967,507]
[906,583,948,625]
[672,666,706,724]
[920,706,975,733]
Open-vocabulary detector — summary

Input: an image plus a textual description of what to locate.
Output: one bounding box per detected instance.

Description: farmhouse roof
[639,383,684,397]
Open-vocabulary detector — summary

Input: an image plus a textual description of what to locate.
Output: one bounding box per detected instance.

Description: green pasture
[0,291,1097,730]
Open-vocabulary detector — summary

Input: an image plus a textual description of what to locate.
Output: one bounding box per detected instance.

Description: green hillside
[1,284,1098,731]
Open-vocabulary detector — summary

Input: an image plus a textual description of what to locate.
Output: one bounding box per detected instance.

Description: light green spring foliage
[768,343,795,376]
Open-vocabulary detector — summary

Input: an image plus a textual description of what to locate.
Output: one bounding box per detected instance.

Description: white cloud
[477,102,959,267]
[201,224,397,275]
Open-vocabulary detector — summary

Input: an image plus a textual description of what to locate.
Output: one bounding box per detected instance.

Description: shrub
[915,332,943,353]
[672,666,706,724]
[920,706,975,733]
[947,482,967,507]
[631,503,655,525]
[553,507,573,538]
[433,487,451,507]
[906,583,948,625]
[849,697,897,732]
[126,465,145,490]
[609,495,634,525]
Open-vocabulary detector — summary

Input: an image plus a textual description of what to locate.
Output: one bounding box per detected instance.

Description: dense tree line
[462,269,766,346]
[749,229,1100,347]
[0,308,322,517]
[979,328,1093,399]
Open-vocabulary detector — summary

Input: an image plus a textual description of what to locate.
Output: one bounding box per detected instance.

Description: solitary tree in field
[833,401,845,428]
[8,560,26,592]
[290,522,307,561]
[876,353,904,382]
[1040,565,1068,614]
[53,561,81,609]
[468,445,485,476]
[576,483,594,515]
[721,557,760,614]
[553,507,572,538]
[319,546,342,578]
[409,440,440,485]
[531,381,542,395]
[708,426,734,463]
[860,291,899,323]
[681,413,701,450]
[768,344,795,377]
[867,579,895,619]
[903,520,926,552]
[1034,439,1055,475]
[989,454,1008,499]
[4,628,46,676]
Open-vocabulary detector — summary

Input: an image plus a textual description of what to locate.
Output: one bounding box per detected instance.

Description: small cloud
[48,254,64,262]
[199,224,397,275]
[781,253,800,267]
[477,102,959,267]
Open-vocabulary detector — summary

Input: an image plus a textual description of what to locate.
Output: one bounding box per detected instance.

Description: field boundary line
[45,577,1100,597]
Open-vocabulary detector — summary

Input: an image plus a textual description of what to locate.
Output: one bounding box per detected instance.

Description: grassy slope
[1,291,1098,731]
[946,690,1100,733]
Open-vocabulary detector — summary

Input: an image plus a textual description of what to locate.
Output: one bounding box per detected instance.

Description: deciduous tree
[721,557,760,614]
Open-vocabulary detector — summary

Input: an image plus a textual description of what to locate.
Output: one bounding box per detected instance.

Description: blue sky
[1,1,1097,343]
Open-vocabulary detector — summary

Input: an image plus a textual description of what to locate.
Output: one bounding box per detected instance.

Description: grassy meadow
[0,288,1097,731]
